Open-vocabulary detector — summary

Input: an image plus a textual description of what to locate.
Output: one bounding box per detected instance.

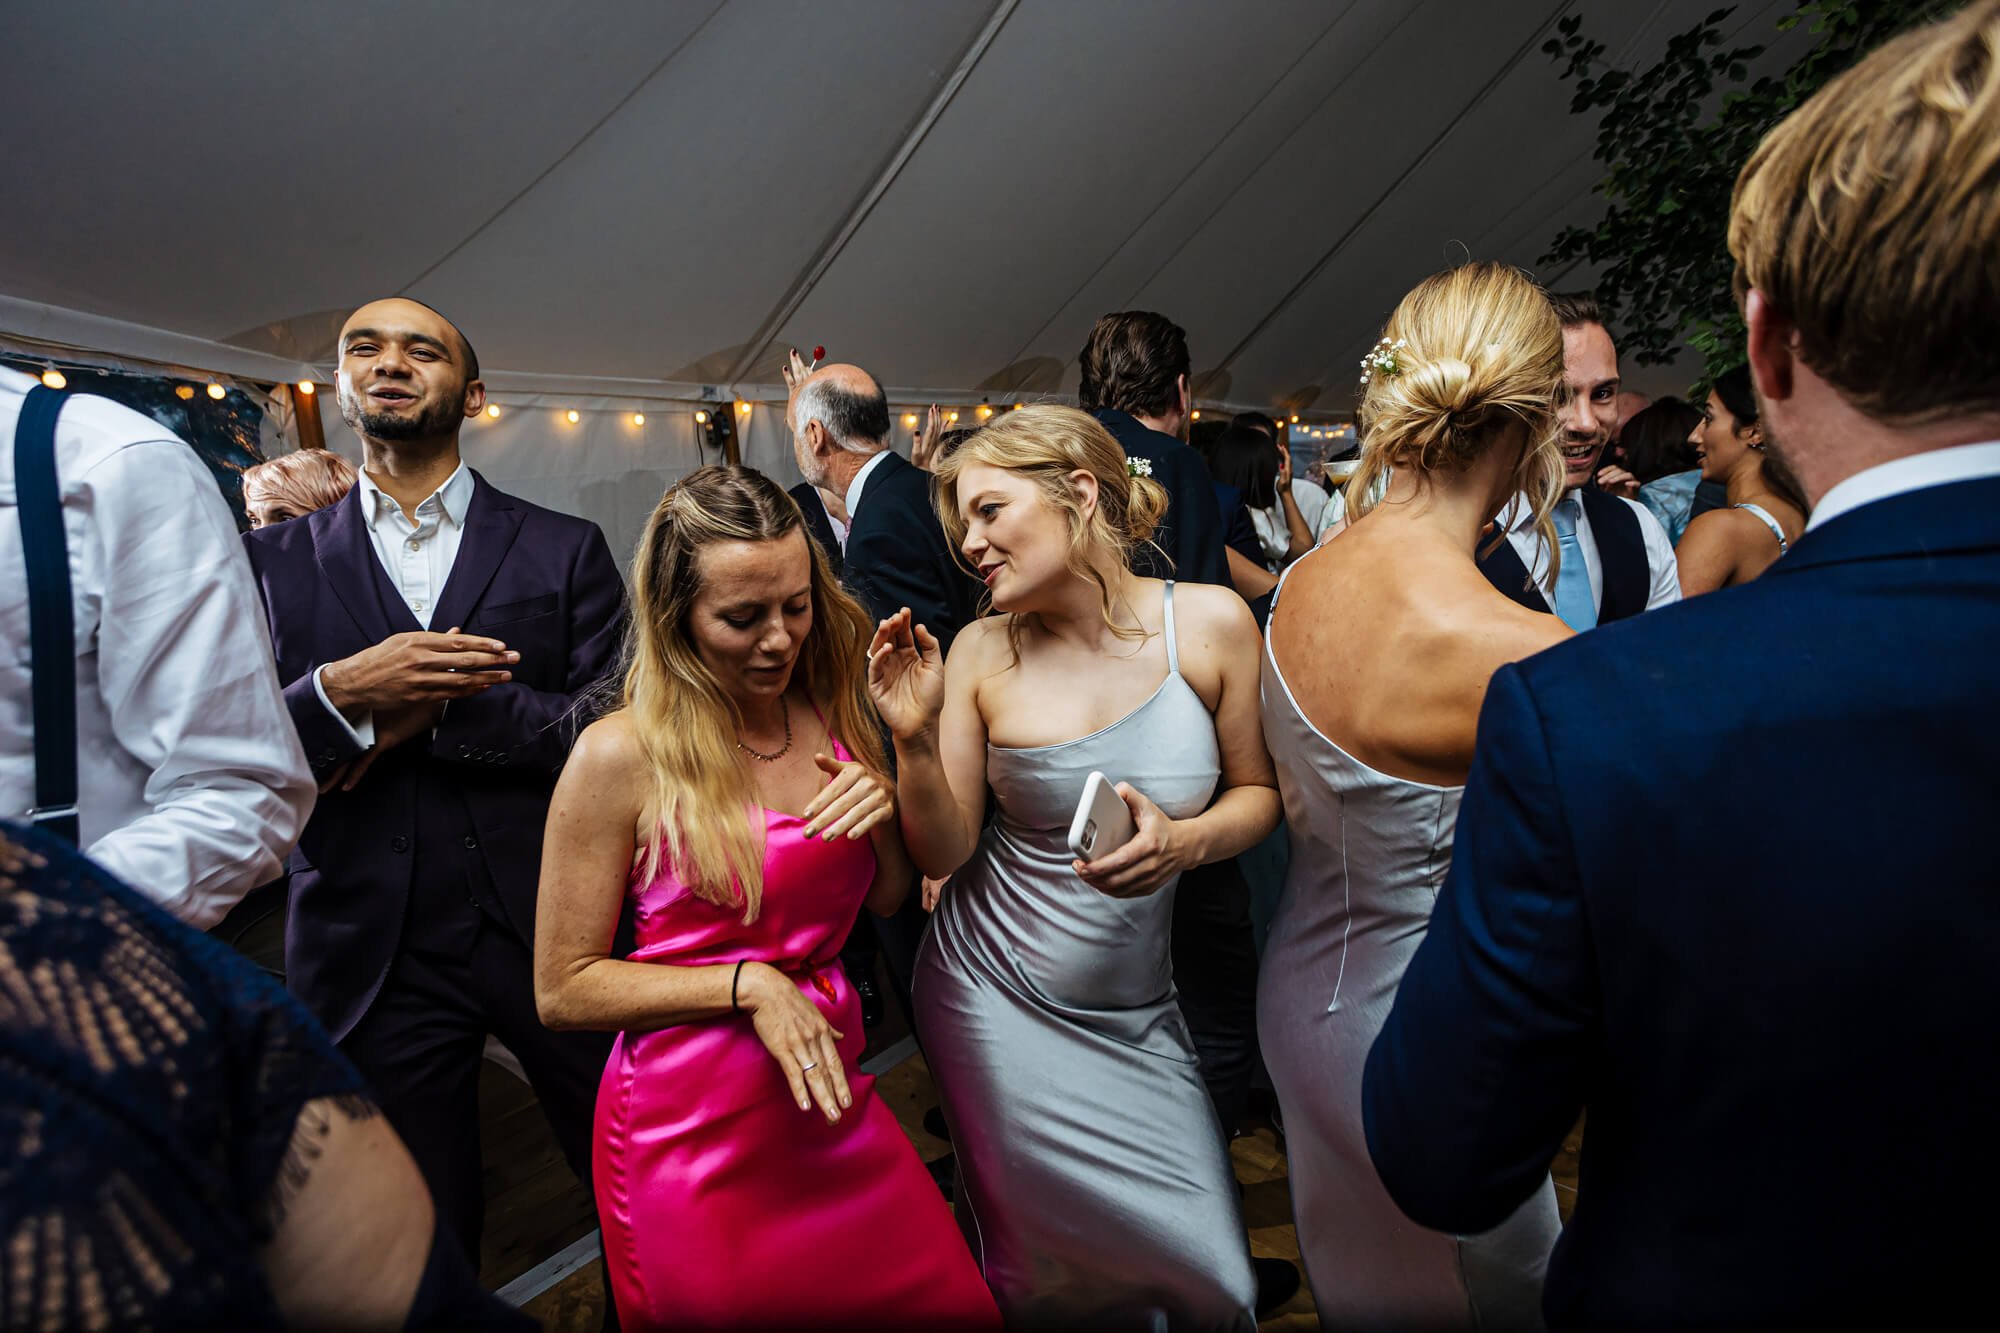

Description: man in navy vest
[1364,4,2000,1325]
[1478,293,1680,627]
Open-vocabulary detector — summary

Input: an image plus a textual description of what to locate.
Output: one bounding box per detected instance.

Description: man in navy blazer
[244,299,625,1264]
[1364,8,2000,1327]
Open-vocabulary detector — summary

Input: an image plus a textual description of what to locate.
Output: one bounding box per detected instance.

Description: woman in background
[1676,364,1807,595]
[1259,262,1569,1330]
[241,447,357,528]
[1623,397,1706,543]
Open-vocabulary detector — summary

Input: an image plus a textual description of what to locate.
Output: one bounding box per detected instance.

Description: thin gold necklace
[737,694,792,762]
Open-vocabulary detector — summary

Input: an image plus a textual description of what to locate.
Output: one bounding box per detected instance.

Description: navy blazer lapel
[1478,533,1552,614]
[312,486,400,644]
[1775,475,2000,578]
[430,470,525,632]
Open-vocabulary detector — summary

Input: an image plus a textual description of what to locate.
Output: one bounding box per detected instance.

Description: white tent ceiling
[3,0,1794,419]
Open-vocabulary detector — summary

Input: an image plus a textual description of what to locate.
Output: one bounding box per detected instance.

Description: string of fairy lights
[23,355,1356,446]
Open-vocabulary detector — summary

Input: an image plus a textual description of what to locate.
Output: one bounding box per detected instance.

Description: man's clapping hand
[320,629,517,713]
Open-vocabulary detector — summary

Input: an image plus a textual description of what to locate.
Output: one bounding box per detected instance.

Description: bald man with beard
[243,298,627,1273]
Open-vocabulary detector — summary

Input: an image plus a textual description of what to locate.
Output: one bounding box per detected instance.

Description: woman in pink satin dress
[534,466,998,1331]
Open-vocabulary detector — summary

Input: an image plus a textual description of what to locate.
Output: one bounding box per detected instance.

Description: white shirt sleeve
[82,440,316,927]
[311,663,376,748]
[1629,497,1683,610]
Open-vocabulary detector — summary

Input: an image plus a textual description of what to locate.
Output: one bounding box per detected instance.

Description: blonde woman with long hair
[1258,263,1570,1329]
[867,406,1281,1329]
[533,467,997,1330]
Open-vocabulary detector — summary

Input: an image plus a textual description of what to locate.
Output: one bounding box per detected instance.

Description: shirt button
[407,539,422,552]
[413,600,425,612]
[463,835,479,850]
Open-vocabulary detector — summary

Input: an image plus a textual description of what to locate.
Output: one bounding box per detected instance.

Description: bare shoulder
[567,711,649,788]
[1429,579,1571,681]
[1169,579,1258,640]
[1682,505,1759,550]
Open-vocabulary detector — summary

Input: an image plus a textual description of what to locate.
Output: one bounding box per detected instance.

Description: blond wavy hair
[933,405,1169,659]
[1345,263,1567,563]
[1730,0,2000,424]
[623,466,886,921]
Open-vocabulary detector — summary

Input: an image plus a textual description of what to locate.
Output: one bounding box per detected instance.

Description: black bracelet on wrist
[731,959,746,1013]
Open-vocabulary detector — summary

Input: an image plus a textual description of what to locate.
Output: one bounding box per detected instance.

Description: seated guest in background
[870,407,1277,1328]
[243,297,626,1275]
[0,822,527,1331]
[242,447,359,529]
[1676,364,1807,594]
[1235,410,1330,557]
[1364,7,2000,1325]
[1478,292,1680,629]
[534,467,998,1331]
[1,366,312,928]
[1263,262,1569,1331]
[1620,396,1706,543]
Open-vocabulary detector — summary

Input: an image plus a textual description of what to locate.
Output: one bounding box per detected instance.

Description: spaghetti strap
[1162,581,1181,677]
[1735,501,1790,555]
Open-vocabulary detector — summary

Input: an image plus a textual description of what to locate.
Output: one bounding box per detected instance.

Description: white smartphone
[1067,770,1137,863]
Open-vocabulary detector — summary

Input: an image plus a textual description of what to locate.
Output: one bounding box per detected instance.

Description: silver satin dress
[1256,572,1559,1331]
[914,583,1258,1331]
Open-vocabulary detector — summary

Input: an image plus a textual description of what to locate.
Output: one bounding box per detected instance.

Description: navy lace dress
[0,819,524,1330]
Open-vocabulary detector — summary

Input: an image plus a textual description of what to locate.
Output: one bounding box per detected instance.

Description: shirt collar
[357,460,473,527]
[1807,440,2000,531]
[844,448,893,518]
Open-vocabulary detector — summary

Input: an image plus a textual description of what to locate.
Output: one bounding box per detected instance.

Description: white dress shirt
[312,461,474,747]
[1498,489,1682,615]
[0,367,314,927]
[840,449,894,548]
[1808,440,2000,531]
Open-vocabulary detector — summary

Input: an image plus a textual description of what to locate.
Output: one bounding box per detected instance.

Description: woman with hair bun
[1259,263,1568,1329]
[532,466,997,1330]
[868,405,1280,1329]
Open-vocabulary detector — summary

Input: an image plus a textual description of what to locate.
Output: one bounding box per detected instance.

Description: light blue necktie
[1550,496,1597,630]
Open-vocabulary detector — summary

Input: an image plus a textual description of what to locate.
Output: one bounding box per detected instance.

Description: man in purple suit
[244,298,626,1265]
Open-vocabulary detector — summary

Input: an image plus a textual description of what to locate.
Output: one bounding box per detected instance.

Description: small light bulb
[295,379,315,396]
[1288,413,1299,424]
[566,409,581,424]
[902,413,918,428]
[40,368,67,390]
[977,405,992,419]
[207,383,226,400]
[175,384,195,400]
[737,400,751,415]
[632,412,645,426]
[1190,409,1200,421]
[486,404,501,419]
[695,409,709,425]
[1011,402,1023,410]
[948,410,960,423]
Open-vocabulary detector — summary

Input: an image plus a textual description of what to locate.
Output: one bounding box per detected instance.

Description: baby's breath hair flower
[1126,456,1154,479]
[1359,336,1408,388]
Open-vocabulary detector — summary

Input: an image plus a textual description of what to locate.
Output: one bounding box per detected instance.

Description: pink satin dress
[592,737,1000,1331]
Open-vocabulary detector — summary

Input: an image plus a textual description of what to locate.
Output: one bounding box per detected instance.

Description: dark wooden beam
[290,382,326,451]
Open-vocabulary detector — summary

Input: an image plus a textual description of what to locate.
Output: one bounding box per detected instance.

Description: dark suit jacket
[243,472,625,1040]
[788,480,843,578]
[843,451,984,653]
[1364,475,2000,1329]
[1090,409,1231,587]
[1477,486,1648,623]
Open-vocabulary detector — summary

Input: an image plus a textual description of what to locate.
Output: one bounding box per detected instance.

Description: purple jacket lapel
[429,470,525,633]
[311,486,402,643]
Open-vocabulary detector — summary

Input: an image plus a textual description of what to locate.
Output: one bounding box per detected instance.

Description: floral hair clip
[1359,337,1407,388]
[1126,457,1154,479]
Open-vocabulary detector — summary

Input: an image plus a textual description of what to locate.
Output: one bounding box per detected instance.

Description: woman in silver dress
[1260,262,1573,1330]
[867,406,1280,1330]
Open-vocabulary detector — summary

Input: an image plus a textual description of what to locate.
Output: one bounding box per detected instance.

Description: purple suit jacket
[243,471,626,1040]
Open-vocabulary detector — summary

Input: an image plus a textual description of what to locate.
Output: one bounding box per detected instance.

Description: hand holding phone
[1067,771,1137,863]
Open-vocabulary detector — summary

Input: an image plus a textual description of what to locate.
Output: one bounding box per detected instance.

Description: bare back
[1269,523,1569,787]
